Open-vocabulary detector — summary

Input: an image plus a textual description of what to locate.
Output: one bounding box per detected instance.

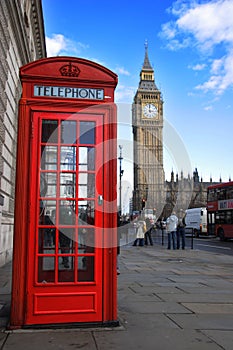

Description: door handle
[98,195,103,205]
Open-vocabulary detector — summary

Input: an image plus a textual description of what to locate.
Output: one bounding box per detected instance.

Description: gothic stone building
[162,168,221,219]
[0,0,46,266]
[132,44,165,215]
[132,46,221,218]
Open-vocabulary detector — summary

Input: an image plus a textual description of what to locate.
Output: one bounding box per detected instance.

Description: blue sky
[42,0,233,191]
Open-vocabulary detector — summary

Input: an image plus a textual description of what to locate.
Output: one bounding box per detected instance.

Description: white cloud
[46,34,89,57]
[204,105,213,111]
[115,84,135,103]
[190,63,206,71]
[115,67,130,76]
[160,0,233,96]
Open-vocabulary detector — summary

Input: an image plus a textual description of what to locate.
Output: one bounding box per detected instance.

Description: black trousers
[145,229,153,245]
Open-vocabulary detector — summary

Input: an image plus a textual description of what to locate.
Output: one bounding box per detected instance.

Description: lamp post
[118,145,124,216]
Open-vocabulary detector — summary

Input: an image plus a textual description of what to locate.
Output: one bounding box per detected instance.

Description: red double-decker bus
[207,181,233,240]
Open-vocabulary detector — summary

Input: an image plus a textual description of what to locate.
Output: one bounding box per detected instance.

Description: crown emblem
[59,62,80,77]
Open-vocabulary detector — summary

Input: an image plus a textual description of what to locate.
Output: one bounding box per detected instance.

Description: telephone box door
[26,111,104,325]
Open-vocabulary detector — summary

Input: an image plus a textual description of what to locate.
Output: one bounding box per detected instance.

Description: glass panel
[39,200,56,225]
[38,228,55,253]
[78,256,94,282]
[60,173,76,198]
[79,122,95,145]
[79,147,95,171]
[61,120,77,144]
[78,228,95,253]
[41,146,57,170]
[58,256,74,282]
[60,146,76,171]
[78,201,95,225]
[42,120,58,143]
[78,173,95,198]
[59,201,76,225]
[59,228,75,255]
[38,257,55,283]
[40,172,57,197]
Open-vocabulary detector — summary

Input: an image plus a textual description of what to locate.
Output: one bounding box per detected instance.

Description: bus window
[226,211,232,224]
[218,189,226,200]
[207,189,216,201]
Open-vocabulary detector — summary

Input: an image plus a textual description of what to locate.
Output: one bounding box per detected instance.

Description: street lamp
[118,145,124,216]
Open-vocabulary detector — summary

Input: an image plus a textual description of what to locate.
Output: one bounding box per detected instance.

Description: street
[192,237,233,256]
[120,227,233,257]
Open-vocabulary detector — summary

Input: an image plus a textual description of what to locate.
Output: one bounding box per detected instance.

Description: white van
[185,207,207,237]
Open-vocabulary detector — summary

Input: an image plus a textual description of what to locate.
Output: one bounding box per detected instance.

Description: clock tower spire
[132,44,165,215]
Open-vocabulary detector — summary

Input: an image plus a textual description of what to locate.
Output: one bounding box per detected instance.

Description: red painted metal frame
[10,57,118,328]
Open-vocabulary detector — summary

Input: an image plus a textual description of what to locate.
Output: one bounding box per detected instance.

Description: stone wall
[0,0,46,266]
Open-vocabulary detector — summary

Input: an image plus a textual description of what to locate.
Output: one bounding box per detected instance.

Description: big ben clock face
[143,103,158,118]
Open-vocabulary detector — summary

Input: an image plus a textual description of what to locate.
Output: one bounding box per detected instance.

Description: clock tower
[132,43,165,214]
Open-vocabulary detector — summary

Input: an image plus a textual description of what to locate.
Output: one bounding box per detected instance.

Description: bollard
[191,228,194,249]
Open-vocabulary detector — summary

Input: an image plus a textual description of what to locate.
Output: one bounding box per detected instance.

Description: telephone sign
[34,85,104,100]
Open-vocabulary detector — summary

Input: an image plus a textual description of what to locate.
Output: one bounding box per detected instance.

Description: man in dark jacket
[177,209,186,249]
[145,217,153,246]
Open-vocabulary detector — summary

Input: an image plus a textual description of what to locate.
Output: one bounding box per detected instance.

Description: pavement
[1,232,233,349]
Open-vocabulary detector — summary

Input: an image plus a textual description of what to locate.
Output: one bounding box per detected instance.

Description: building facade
[162,168,221,219]
[132,44,165,214]
[0,0,46,266]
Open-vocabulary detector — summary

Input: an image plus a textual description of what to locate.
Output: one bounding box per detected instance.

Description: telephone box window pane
[61,120,77,144]
[42,120,58,143]
[59,228,75,255]
[78,173,95,198]
[39,200,56,225]
[78,256,94,282]
[79,147,95,171]
[40,173,57,197]
[58,257,74,282]
[38,257,55,283]
[59,202,76,225]
[60,173,76,198]
[79,122,95,145]
[41,146,57,170]
[60,146,76,171]
[38,228,55,253]
[78,201,95,225]
[78,228,95,253]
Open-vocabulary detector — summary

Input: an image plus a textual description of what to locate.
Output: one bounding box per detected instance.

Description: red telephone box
[10,57,118,328]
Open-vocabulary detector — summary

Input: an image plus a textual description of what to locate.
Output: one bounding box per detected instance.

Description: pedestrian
[133,217,146,246]
[166,211,178,250]
[145,217,153,246]
[177,209,186,250]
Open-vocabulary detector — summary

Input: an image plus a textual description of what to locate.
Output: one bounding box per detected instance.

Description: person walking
[177,209,186,250]
[145,217,153,246]
[166,211,178,250]
[133,217,146,246]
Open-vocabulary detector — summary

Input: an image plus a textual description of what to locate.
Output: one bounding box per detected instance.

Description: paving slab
[119,300,192,314]
[182,303,233,314]
[157,292,233,303]
[168,313,233,330]
[0,333,7,348]
[93,328,223,350]
[4,331,97,350]
[202,330,233,350]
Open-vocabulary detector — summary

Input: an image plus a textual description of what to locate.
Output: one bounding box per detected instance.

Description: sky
[41,0,233,211]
